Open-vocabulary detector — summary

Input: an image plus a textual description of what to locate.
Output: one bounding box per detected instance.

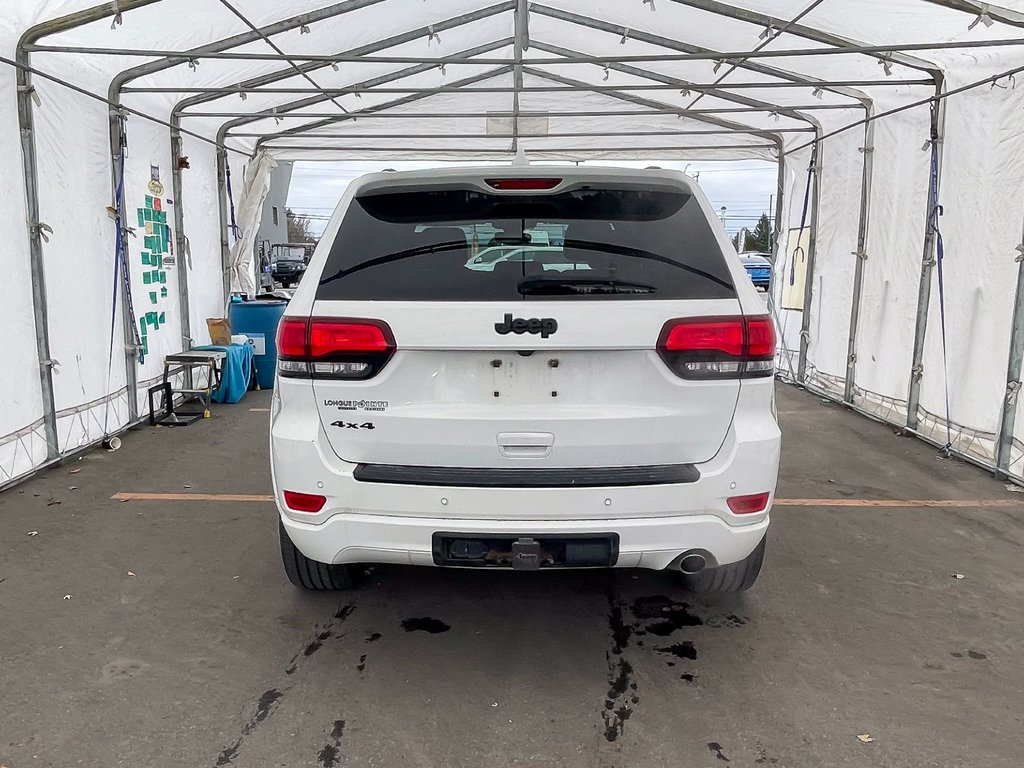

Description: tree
[286,208,316,244]
[745,213,773,252]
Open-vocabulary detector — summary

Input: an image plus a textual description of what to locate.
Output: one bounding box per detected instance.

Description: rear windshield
[316,186,735,301]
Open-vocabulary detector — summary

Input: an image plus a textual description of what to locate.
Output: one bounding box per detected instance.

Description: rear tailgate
[286,172,752,473]
[310,299,742,468]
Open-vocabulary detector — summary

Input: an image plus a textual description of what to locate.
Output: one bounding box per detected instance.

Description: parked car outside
[271,167,780,593]
[739,252,772,290]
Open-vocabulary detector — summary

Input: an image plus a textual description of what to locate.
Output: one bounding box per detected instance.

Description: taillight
[484,177,562,190]
[283,490,327,513]
[277,317,395,380]
[657,315,775,379]
[727,492,770,514]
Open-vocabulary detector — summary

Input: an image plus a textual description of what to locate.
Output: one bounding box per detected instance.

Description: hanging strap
[928,111,952,455]
[225,150,242,240]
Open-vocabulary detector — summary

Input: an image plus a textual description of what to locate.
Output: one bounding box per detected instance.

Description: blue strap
[225,151,242,240]
[112,112,142,362]
[929,124,952,455]
[104,112,143,432]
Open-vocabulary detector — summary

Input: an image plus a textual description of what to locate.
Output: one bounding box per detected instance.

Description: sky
[286,159,778,239]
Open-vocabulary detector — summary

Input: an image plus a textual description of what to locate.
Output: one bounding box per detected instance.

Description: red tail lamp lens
[727,492,771,514]
[277,317,308,359]
[283,490,327,513]
[745,316,776,358]
[309,321,391,356]
[485,177,562,190]
[661,318,745,357]
[276,318,395,380]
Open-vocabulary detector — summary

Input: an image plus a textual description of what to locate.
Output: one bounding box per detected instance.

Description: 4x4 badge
[494,313,558,339]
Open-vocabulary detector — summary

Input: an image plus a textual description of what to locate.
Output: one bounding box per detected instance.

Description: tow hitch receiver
[511,538,542,570]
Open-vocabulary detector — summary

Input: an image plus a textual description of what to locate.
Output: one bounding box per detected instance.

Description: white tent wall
[181,137,231,348]
[849,104,932,421]
[123,114,187,408]
[0,17,46,484]
[772,144,813,380]
[33,72,130,455]
[802,125,868,394]
[915,70,1024,464]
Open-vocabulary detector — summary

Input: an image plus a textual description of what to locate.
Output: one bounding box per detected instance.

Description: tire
[682,535,766,593]
[279,519,356,590]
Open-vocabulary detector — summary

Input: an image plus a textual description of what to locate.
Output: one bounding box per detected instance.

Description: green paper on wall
[139,319,147,336]
[146,311,157,324]
[145,195,153,208]
[160,287,168,298]
[158,271,166,284]
[149,291,157,304]
[142,272,152,285]
[158,312,165,324]
[137,210,145,227]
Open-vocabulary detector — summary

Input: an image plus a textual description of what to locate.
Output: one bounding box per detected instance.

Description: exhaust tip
[679,553,707,574]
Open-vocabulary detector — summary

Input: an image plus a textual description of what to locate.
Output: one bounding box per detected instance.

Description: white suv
[270,167,780,592]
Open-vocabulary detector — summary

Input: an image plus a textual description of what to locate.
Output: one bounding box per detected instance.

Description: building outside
[254,160,294,287]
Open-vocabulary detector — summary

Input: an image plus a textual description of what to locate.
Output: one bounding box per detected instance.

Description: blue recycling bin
[228,299,288,389]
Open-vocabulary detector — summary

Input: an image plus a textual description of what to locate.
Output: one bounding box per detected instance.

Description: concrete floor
[2,384,1024,768]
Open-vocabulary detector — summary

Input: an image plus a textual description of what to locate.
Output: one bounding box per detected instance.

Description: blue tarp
[194,344,254,404]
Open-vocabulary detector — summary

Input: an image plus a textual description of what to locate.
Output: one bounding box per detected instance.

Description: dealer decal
[324,399,389,412]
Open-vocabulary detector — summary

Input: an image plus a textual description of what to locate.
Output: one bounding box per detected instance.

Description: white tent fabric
[228,150,277,296]
[3,0,1024,486]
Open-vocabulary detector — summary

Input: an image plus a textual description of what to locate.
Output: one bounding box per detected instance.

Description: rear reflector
[657,315,776,379]
[727,492,771,514]
[485,177,562,191]
[277,317,395,380]
[283,490,327,513]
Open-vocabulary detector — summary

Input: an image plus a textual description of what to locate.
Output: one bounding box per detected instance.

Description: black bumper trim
[352,463,699,488]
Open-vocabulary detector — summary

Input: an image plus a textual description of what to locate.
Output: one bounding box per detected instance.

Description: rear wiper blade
[517,277,656,295]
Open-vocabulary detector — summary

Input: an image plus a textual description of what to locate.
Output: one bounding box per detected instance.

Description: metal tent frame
[6,0,1024,487]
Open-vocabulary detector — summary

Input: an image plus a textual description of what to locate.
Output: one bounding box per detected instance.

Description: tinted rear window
[316,186,735,301]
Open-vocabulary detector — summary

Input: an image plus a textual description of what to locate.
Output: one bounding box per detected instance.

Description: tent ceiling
[10,0,1024,160]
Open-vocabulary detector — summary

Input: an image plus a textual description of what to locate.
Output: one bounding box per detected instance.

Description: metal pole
[26,36,1024,63]
[249,129,815,139]
[511,0,529,153]
[15,53,59,460]
[844,113,876,403]
[254,143,781,153]
[797,139,822,383]
[216,149,233,304]
[995,212,1024,476]
[183,106,860,120]
[906,83,947,430]
[169,120,191,350]
[107,108,140,421]
[124,80,933,94]
[766,153,786,318]
[13,1,160,459]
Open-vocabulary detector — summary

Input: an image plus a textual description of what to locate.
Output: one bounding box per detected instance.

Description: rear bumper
[281,509,769,570]
[270,380,780,570]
